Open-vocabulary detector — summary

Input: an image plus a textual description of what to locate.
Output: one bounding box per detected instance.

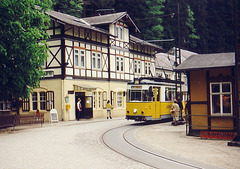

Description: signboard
[50,109,59,123]
[200,131,237,140]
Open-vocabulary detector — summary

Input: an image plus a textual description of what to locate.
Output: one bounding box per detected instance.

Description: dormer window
[116,26,123,40]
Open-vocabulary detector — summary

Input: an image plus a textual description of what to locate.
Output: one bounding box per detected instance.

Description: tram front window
[128,90,153,102]
[130,90,141,101]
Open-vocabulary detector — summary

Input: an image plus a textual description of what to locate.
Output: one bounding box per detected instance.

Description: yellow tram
[126,78,181,121]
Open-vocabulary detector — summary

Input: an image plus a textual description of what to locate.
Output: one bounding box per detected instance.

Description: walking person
[171,99,180,126]
[77,98,82,120]
[106,100,113,119]
[177,97,183,120]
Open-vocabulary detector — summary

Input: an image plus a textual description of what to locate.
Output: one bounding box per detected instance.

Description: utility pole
[228,0,240,146]
[175,2,183,120]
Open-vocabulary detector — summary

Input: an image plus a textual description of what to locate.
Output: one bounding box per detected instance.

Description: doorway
[75,92,93,119]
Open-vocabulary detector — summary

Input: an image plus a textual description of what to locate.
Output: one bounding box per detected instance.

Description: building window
[97,53,101,69]
[0,100,11,111]
[98,92,101,109]
[210,82,232,116]
[111,91,115,108]
[145,62,151,75]
[117,57,124,71]
[40,92,46,110]
[80,51,85,67]
[32,92,38,110]
[93,92,96,109]
[103,91,107,108]
[134,61,137,73]
[29,91,54,111]
[75,49,85,68]
[134,60,141,74]
[92,52,101,69]
[116,26,123,40]
[75,49,79,67]
[117,92,123,107]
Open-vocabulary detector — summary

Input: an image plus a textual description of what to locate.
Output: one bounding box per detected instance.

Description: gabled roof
[174,52,235,72]
[130,35,164,52]
[155,48,197,71]
[46,10,109,34]
[82,12,140,33]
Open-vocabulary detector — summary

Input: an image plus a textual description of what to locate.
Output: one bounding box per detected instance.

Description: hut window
[210,82,232,116]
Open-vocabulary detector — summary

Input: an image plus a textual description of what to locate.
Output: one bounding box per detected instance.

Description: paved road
[0,118,149,169]
[0,117,239,169]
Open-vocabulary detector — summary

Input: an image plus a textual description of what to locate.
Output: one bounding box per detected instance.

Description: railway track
[101,124,219,169]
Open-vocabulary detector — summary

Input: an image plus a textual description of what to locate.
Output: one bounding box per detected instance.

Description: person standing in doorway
[106,100,113,119]
[77,98,82,120]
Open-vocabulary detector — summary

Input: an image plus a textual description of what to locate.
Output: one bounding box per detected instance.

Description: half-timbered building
[16,11,163,121]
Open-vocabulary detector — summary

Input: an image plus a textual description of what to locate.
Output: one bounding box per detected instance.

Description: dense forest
[52,0,235,54]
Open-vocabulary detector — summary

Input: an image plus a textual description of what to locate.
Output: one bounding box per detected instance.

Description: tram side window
[165,88,175,101]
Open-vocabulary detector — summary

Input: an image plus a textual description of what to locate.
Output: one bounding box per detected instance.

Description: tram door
[155,87,161,119]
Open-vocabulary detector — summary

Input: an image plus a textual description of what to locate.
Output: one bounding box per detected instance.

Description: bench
[0,114,16,129]
[15,113,44,127]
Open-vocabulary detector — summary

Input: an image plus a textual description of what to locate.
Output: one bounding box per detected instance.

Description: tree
[185,5,200,49]
[145,0,165,40]
[52,0,83,18]
[0,0,51,99]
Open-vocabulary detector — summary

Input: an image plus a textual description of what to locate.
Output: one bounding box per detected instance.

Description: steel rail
[101,124,212,169]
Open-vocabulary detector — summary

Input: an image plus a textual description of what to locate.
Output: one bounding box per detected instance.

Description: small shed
[175,52,239,139]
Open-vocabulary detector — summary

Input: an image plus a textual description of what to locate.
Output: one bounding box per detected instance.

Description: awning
[73,84,97,91]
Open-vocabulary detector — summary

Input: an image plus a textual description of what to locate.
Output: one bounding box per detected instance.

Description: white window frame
[75,49,79,67]
[93,92,96,109]
[98,92,101,109]
[0,100,11,111]
[117,92,123,108]
[116,25,123,40]
[80,50,85,68]
[145,62,151,75]
[32,92,38,110]
[210,82,233,116]
[40,92,46,110]
[92,52,101,69]
[116,56,124,72]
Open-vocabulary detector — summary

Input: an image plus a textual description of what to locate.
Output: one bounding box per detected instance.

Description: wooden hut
[175,52,238,139]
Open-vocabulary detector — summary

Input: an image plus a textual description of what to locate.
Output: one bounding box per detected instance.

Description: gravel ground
[136,122,240,169]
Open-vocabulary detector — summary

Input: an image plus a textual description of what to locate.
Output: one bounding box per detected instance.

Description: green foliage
[52,0,83,18]
[185,5,199,48]
[0,0,51,98]
[145,0,165,40]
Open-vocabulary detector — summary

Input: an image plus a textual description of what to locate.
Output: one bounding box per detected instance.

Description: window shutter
[46,91,54,111]
[22,98,30,112]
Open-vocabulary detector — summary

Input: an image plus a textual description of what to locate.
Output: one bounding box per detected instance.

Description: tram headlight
[133,109,137,114]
